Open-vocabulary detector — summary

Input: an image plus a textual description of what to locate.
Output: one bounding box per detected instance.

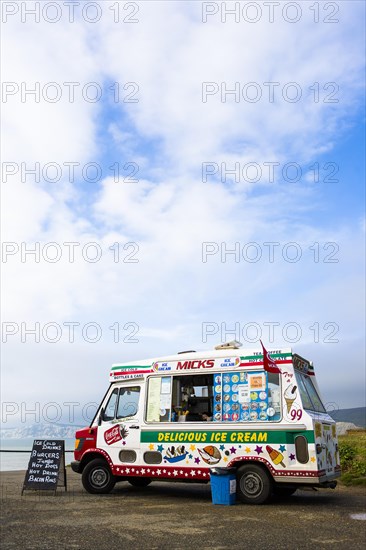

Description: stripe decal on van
[239,352,293,367]
[141,430,315,445]
[111,364,152,371]
[110,364,154,378]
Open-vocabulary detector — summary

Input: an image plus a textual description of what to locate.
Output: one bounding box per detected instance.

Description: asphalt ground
[0,470,365,550]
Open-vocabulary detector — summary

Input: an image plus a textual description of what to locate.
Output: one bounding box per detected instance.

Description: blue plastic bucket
[210,467,237,505]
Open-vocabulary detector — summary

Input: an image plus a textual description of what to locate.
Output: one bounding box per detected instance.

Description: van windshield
[294,371,326,413]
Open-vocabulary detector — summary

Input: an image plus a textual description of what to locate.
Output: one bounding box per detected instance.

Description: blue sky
[324,120,365,222]
[1,1,365,426]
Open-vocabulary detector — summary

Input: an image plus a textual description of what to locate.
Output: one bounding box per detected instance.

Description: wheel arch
[79,449,112,473]
[228,456,275,480]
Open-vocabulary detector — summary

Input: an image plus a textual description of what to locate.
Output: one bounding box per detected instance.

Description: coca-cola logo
[104,425,122,445]
[104,424,129,446]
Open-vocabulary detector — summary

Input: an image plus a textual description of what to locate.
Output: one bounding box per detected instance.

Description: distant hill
[0,423,82,440]
[330,407,366,428]
[336,422,363,435]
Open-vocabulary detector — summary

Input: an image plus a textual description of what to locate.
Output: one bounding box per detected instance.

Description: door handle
[129,425,140,429]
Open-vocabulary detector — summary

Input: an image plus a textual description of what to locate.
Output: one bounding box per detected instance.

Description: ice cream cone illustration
[198,445,221,465]
[266,445,286,467]
[284,384,297,413]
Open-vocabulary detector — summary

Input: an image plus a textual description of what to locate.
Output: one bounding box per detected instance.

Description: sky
[1,0,365,428]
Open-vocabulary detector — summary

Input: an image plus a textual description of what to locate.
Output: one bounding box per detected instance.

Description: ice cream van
[71,341,340,504]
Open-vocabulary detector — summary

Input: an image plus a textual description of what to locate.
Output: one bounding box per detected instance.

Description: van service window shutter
[146,378,161,422]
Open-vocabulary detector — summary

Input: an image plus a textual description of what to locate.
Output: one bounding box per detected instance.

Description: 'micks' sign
[22,440,67,494]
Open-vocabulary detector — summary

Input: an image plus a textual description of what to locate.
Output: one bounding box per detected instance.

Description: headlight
[74,438,84,451]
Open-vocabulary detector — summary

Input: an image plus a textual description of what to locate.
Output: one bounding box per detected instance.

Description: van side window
[294,371,326,413]
[173,374,213,422]
[103,388,118,421]
[146,374,214,422]
[102,386,140,422]
[116,387,140,419]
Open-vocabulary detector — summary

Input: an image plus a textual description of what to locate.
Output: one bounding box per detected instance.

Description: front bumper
[71,460,81,473]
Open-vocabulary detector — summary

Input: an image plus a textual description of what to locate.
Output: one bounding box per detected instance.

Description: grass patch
[338,429,366,486]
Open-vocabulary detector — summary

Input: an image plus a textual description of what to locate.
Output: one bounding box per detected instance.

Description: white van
[72,342,340,504]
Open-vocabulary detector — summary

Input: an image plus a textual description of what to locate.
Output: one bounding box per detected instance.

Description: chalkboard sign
[22,440,67,495]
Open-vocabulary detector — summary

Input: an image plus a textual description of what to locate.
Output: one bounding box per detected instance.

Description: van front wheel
[82,459,116,494]
[236,464,272,504]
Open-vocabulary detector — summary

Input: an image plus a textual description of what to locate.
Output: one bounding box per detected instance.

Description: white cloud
[95,1,365,169]
[2,18,102,165]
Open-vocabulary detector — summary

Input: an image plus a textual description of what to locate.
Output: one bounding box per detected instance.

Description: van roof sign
[109,348,293,382]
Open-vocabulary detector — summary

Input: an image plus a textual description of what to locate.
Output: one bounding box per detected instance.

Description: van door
[315,421,338,477]
[97,384,142,468]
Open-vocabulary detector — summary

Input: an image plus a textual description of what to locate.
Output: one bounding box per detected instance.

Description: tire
[128,477,152,488]
[236,464,272,504]
[82,458,116,494]
[273,486,297,498]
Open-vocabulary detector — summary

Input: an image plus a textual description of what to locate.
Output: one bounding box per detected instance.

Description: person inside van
[201,412,212,421]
